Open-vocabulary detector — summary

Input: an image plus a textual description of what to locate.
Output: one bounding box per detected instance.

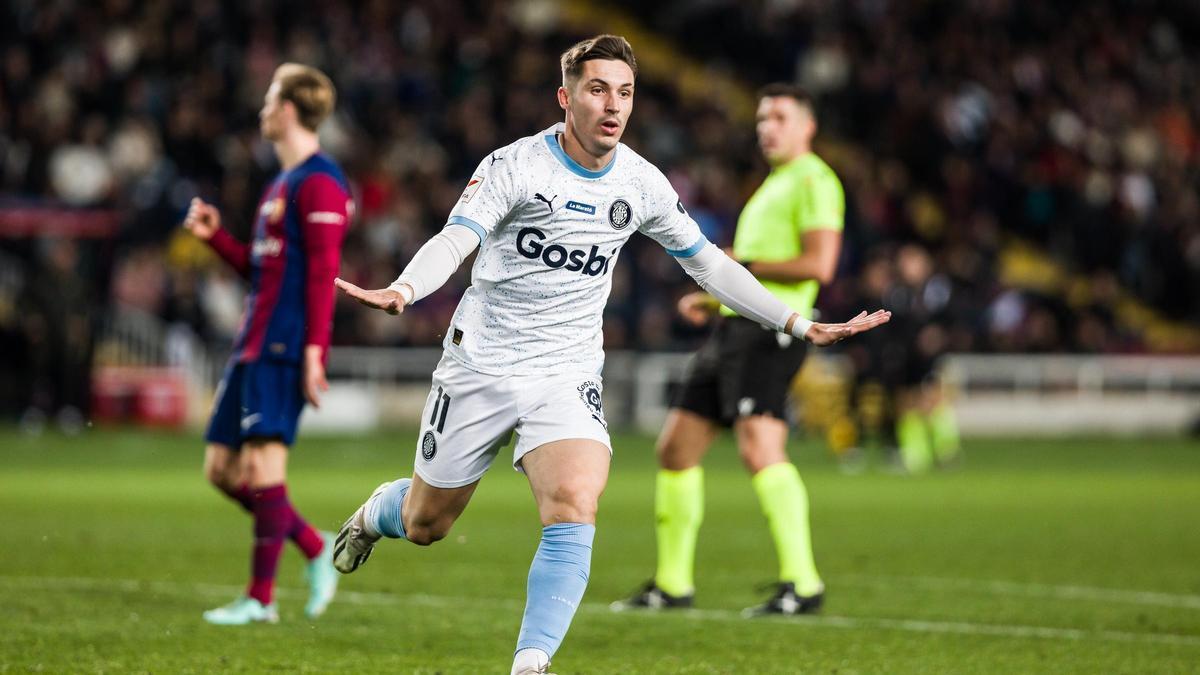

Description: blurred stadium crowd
[1,0,1198,418]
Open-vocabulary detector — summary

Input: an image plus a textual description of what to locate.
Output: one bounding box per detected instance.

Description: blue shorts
[205,359,305,448]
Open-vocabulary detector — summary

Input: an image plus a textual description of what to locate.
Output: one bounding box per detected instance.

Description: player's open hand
[335,278,407,315]
[677,291,720,326]
[183,197,221,240]
[805,309,891,347]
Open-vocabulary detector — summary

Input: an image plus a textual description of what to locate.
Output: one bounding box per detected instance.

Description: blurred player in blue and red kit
[184,63,353,625]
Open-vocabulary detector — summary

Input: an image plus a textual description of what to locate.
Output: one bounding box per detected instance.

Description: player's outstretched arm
[674,242,890,344]
[334,221,481,315]
[799,309,891,347]
[335,278,408,315]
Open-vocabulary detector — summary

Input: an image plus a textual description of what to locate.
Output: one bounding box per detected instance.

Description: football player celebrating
[333,36,888,674]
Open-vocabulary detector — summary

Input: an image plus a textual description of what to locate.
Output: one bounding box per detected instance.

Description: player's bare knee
[656,437,698,471]
[540,487,599,525]
[655,438,680,468]
[404,524,437,546]
[203,448,237,489]
[405,516,453,546]
[204,463,227,489]
[738,441,785,474]
[238,452,261,482]
[204,464,236,490]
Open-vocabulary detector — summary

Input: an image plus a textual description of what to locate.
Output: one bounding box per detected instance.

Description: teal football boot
[304,531,339,619]
[202,596,279,625]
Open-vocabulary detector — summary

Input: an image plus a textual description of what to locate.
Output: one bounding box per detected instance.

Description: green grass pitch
[1,427,1197,673]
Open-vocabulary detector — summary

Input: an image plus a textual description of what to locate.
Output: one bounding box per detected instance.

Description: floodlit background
[1,1,1197,673]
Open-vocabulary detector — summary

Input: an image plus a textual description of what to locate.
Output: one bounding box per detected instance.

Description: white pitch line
[1,575,1198,648]
[837,574,1200,610]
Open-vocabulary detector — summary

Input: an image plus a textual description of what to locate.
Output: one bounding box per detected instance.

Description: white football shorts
[411,355,612,488]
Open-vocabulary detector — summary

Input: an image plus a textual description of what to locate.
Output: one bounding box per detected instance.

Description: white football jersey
[441,122,707,375]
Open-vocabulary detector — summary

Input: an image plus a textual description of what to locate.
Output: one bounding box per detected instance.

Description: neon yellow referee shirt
[720,152,845,318]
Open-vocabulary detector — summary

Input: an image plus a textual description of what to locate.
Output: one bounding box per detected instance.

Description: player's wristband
[388,280,415,305]
[786,313,813,339]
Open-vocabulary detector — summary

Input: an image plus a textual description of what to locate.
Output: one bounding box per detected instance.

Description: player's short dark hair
[560,35,638,86]
[272,63,336,131]
[758,83,814,112]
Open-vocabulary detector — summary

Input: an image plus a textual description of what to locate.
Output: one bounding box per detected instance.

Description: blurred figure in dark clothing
[842,250,900,466]
[888,244,961,473]
[20,238,94,433]
[843,245,961,473]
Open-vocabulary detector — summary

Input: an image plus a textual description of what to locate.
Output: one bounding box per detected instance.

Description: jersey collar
[543,123,618,179]
[770,151,812,175]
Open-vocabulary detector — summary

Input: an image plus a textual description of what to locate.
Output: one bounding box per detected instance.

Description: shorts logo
[421,430,438,461]
[240,413,263,431]
[578,381,606,429]
[608,199,632,230]
[737,397,757,417]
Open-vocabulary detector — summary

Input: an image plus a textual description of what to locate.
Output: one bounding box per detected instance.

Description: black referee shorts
[673,315,808,427]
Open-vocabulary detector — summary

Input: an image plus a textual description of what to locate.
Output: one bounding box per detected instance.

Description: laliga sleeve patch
[306,211,346,225]
[460,175,484,203]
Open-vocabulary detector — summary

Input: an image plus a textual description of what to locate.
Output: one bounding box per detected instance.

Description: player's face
[259,82,286,141]
[560,59,635,156]
[756,96,815,166]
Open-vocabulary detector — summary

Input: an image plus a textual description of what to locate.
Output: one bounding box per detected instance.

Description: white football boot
[332,482,390,574]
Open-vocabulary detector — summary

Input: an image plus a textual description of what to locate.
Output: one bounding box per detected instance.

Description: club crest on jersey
[259,197,286,224]
[421,430,437,461]
[577,381,606,429]
[608,199,632,230]
[460,175,484,203]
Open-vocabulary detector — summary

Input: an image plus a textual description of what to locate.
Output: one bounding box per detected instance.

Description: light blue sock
[515,523,595,658]
[366,478,411,539]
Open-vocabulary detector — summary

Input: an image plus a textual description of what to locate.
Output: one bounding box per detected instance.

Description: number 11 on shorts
[429,387,451,434]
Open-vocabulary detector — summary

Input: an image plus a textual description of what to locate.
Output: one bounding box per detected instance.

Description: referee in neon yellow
[615,84,843,615]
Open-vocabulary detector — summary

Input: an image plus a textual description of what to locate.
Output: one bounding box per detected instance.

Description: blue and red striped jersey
[208,152,352,364]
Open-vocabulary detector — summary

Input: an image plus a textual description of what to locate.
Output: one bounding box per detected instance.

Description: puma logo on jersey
[533,193,557,212]
[515,227,616,276]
